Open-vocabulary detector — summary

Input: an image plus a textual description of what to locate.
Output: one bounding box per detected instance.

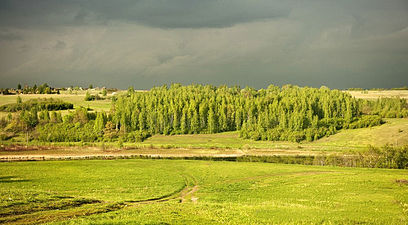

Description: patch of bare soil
[181,185,199,203]
[395,179,408,185]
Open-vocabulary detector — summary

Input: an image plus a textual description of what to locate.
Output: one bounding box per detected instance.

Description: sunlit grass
[1,159,407,224]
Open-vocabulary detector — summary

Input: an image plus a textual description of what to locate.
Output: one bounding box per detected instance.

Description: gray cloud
[0,30,23,41]
[1,0,407,30]
[54,40,66,50]
[0,0,407,89]
[88,0,293,28]
[0,0,293,28]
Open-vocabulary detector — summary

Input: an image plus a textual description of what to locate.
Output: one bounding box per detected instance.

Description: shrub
[0,98,73,112]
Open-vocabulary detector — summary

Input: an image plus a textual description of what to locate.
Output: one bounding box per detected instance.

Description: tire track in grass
[125,173,199,205]
[181,185,199,203]
[180,174,199,203]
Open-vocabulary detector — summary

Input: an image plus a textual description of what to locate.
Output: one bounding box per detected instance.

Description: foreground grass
[1,159,407,224]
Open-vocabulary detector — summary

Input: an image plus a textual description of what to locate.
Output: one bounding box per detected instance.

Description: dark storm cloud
[1,0,407,30]
[0,0,407,89]
[88,0,292,28]
[0,0,292,28]
[0,30,23,41]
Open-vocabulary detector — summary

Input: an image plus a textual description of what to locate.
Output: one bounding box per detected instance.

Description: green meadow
[1,159,407,224]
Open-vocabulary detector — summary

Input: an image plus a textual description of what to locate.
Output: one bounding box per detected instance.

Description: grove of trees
[111,84,400,142]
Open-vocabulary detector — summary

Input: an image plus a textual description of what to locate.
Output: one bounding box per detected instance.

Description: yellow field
[0,91,114,114]
[314,118,408,147]
[347,90,408,100]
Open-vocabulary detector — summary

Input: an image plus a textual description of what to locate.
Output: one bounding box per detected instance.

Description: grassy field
[347,90,408,100]
[1,159,407,224]
[0,91,113,118]
[314,118,408,147]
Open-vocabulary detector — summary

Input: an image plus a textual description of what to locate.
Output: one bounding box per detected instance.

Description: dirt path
[125,174,199,205]
[181,185,199,203]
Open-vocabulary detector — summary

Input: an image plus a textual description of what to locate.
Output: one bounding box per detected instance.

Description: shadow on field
[0,176,30,183]
[0,173,198,224]
[0,196,124,225]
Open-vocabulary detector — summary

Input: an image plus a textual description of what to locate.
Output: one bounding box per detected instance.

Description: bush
[125,131,151,142]
[36,121,98,142]
[0,98,73,112]
[85,92,103,101]
[359,145,408,169]
[347,115,383,129]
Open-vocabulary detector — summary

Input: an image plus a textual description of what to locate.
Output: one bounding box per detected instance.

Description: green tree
[16,96,22,104]
[208,107,217,133]
[180,109,188,134]
[94,112,107,135]
[84,91,93,101]
[103,121,118,141]
[20,108,38,143]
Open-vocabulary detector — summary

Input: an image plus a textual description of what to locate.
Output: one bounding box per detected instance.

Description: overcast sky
[0,0,407,89]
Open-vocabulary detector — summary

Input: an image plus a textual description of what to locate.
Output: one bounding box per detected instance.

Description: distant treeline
[0,83,118,95]
[17,83,59,94]
[1,83,60,95]
[0,98,73,112]
[1,84,407,143]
